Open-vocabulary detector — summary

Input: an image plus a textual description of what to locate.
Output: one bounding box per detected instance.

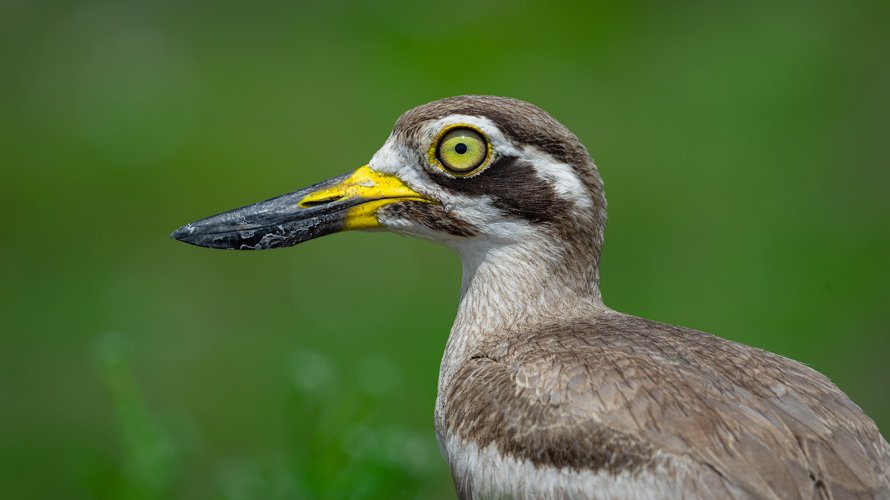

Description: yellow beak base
[298,165,431,230]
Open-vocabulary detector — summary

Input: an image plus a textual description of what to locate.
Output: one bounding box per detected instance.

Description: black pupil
[454,142,468,154]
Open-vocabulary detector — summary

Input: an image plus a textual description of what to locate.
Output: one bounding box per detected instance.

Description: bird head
[173,96,607,298]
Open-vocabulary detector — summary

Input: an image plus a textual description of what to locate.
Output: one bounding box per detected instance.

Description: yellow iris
[436,127,489,174]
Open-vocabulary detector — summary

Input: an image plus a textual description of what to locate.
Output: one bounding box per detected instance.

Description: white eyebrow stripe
[524,146,593,210]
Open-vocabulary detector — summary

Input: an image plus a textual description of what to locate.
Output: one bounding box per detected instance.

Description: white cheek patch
[444,196,519,234]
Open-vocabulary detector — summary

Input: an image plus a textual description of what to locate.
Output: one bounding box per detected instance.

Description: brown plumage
[173,95,890,499]
[395,97,889,499]
[444,311,890,498]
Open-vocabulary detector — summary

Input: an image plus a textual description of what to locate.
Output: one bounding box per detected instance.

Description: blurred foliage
[92,332,178,500]
[0,0,888,498]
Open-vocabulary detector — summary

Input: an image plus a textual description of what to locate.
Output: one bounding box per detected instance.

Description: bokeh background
[2,1,888,498]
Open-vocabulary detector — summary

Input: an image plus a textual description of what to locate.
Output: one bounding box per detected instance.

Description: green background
[2,1,888,498]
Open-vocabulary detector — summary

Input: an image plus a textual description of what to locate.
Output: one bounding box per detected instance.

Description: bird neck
[454,238,601,335]
[451,230,602,328]
[436,236,603,425]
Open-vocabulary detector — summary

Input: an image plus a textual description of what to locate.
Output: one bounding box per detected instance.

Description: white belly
[440,433,749,500]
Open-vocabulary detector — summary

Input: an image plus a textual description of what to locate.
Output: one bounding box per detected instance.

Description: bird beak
[171,165,431,250]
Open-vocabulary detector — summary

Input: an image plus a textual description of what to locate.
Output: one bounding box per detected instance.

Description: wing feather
[443,312,890,499]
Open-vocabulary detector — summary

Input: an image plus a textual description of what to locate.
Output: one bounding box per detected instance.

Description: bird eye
[434,127,490,174]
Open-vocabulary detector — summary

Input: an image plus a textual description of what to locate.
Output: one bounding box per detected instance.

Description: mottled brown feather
[444,310,890,499]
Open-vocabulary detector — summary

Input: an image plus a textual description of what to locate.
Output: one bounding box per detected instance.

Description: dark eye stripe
[430,155,571,224]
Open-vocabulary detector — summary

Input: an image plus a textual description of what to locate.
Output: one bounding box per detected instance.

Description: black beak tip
[170,224,195,243]
[168,173,355,250]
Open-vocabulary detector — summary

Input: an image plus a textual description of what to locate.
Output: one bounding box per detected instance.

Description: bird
[172,95,890,499]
